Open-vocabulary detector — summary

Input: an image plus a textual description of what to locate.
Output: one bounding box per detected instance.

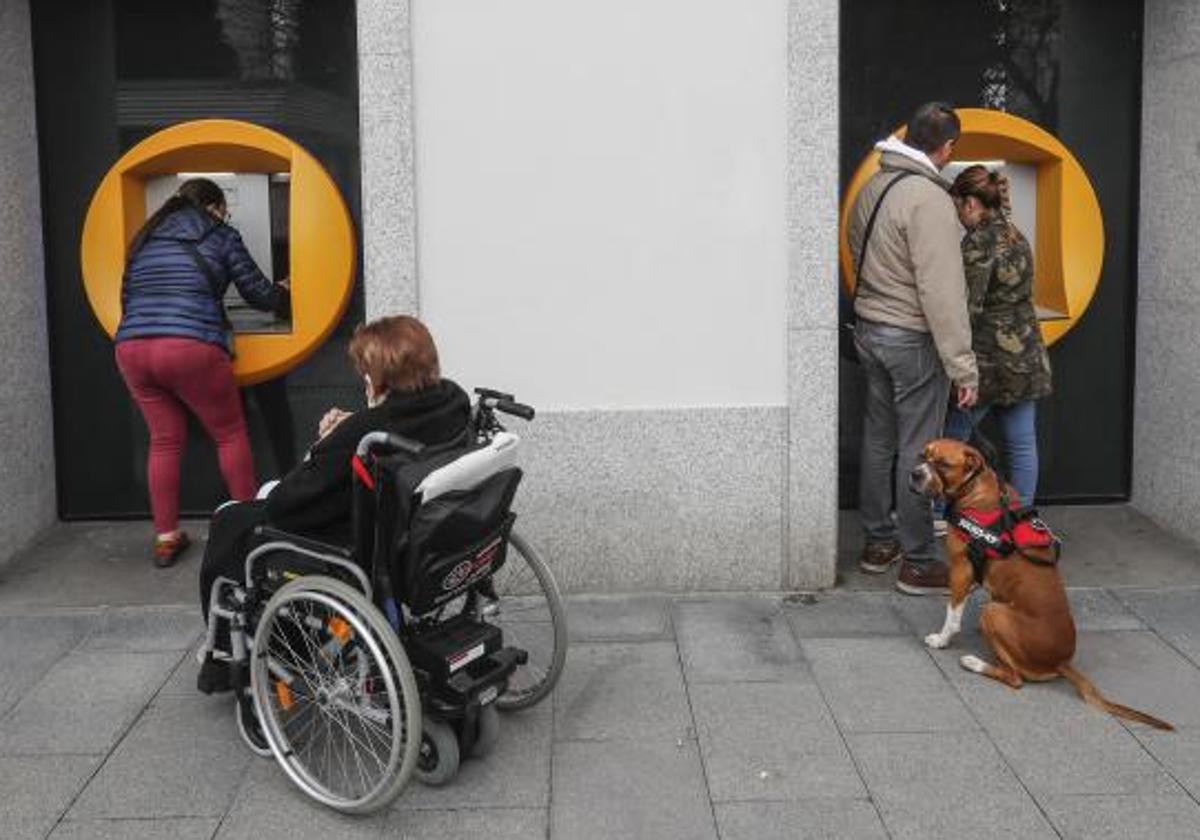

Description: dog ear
[962,447,981,474]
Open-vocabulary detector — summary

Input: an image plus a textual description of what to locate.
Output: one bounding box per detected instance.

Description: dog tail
[1058,664,1174,731]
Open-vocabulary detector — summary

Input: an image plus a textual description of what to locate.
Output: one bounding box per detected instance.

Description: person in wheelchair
[197,314,470,692]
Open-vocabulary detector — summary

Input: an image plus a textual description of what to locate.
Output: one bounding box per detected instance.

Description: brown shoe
[154,531,191,568]
[858,541,903,574]
[895,559,950,596]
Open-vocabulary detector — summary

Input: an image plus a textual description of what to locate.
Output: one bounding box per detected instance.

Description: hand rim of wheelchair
[488,531,568,711]
[249,575,423,814]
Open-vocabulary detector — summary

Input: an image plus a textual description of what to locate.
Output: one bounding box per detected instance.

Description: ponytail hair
[949,165,1011,217]
[126,177,226,264]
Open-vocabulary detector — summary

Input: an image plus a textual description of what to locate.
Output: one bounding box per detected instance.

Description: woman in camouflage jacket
[944,165,1052,504]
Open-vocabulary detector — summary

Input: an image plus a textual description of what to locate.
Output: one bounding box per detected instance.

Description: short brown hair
[905,102,960,154]
[348,315,441,393]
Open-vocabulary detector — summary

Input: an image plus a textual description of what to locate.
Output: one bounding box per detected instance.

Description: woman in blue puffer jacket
[114,177,290,567]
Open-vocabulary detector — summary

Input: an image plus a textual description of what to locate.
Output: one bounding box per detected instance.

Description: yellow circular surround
[840,108,1104,346]
[81,119,356,385]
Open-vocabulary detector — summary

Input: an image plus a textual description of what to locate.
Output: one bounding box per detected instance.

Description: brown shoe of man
[858,541,903,574]
[895,559,950,596]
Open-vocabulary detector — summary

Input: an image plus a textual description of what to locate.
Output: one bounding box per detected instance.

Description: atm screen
[144,172,292,334]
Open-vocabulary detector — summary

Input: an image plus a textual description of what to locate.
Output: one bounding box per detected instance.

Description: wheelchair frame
[199,389,567,813]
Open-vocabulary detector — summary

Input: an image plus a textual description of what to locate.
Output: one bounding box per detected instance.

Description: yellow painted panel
[81,119,355,385]
[839,108,1104,346]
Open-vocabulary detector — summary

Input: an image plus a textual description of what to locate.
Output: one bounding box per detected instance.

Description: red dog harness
[950,496,1062,584]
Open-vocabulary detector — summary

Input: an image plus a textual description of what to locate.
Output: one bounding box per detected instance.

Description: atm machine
[143,171,293,335]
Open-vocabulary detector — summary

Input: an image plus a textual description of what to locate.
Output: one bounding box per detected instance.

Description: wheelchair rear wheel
[491,531,567,711]
[250,576,422,814]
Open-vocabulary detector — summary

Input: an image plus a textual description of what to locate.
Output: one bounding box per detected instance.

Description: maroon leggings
[116,337,257,532]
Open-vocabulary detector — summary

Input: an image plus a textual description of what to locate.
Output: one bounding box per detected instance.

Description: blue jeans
[944,400,1039,504]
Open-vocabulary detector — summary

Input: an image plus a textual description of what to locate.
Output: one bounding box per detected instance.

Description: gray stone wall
[786,0,839,589]
[1133,1,1200,548]
[0,0,57,564]
[356,1,840,590]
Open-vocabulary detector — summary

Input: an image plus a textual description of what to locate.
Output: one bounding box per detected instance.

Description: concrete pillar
[0,0,56,564]
[1132,1,1200,548]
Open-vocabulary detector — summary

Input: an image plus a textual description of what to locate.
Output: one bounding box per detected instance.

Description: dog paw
[924,633,950,649]
[959,655,987,673]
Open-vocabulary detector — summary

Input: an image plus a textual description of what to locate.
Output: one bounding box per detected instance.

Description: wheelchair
[200,388,567,814]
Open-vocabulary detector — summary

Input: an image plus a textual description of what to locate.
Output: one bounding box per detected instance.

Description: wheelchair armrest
[253,526,353,560]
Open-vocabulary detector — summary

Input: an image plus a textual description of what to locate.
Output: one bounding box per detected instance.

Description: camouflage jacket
[961,215,1052,405]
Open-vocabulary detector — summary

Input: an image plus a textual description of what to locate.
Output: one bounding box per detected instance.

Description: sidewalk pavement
[1,507,1199,839]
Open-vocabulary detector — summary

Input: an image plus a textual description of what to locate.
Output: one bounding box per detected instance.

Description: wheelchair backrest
[383,434,524,615]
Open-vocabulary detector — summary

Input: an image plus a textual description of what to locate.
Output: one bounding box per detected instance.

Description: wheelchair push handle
[495,400,535,421]
[474,387,514,402]
[355,431,427,459]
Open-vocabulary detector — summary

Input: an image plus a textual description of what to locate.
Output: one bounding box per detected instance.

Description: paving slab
[1134,726,1200,801]
[49,817,220,840]
[1065,588,1146,631]
[68,695,252,819]
[214,761,387,839]
[1117,585,1200,666]
[848,731,1057,840]
[159,646,206,698]
[782,590,909,638]
[926,643,1178,796]
[1040,793,1200,839]
[1070,630,1200,730]
[383,807,547,839]
[0,650,181,755]
[566,594,671,642]
[837,506,1200,590]
[802,637,976,733]
[551,737,717,840]
[714,800,888,840]
[673,597,806,684]
[690,681,864,802]
[0,755,101,840]
[0,611,99,718]
[80,605,203,653]
[889,589,986,640]
[394,701,551,810]
[0,522,209,610]
[554,641,691,743]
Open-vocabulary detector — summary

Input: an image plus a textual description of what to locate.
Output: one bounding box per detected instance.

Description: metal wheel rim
[491,532,566,709]
[251,588,405,810]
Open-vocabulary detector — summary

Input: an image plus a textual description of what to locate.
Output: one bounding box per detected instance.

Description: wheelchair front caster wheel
[415,716,460,786]
[470,704,500,759]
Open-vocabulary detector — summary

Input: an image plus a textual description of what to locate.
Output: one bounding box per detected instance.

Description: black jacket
[265,380,471,539]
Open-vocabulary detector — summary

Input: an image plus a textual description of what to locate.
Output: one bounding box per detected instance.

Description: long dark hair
[126,177,226,263]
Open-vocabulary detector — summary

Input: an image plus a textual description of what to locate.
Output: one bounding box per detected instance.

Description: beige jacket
[848,141,978,389]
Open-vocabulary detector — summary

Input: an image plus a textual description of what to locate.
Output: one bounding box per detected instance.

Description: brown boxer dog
[910,438,1172,731]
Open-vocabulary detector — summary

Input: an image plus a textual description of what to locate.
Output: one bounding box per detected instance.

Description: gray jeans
[854,319,950,565]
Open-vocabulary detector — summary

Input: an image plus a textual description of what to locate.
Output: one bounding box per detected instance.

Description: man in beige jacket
[848,102,979,595]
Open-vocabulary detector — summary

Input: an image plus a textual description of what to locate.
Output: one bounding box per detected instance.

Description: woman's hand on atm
[318,407,353,440]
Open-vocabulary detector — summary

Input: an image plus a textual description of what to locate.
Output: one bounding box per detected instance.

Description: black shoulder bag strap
[853,170,917,303]
[181,238,236,356]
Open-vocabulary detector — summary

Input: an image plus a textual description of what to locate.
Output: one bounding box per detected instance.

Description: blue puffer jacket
[115,206,288,352]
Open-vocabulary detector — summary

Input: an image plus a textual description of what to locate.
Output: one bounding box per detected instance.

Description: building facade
[0,0,1194,592]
